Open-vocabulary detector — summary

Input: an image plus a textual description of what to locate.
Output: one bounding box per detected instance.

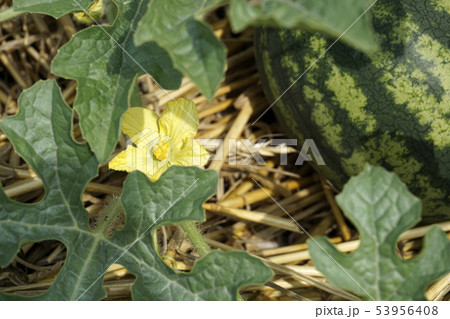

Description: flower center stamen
[153,140,170,160]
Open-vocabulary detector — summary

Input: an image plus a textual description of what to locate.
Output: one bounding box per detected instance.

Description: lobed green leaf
[308,166,450,300]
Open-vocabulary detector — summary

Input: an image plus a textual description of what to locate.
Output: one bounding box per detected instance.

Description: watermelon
[255,0,450,222]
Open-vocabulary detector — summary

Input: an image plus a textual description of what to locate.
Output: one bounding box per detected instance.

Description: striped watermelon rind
[255,0,450,222]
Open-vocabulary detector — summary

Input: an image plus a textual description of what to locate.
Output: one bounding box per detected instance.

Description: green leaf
[308,166,450,301]
[40,0,182,163]
[14,0,94,18]
[229,0,378,53]
[0,80,272,300]
[134,0,227,100]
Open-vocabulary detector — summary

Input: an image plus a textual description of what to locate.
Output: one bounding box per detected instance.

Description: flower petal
[109,145,171,182]
[122,107,160,146]
[159,98,199,146]
[109,150,129,172]
[171,138,210,167]
[109,145,148,172]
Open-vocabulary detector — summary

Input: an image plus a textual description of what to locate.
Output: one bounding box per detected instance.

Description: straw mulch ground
[0,2,449,301]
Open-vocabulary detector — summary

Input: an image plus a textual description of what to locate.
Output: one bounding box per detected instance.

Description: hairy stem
[179,221,211,257]
[94,196,123,237]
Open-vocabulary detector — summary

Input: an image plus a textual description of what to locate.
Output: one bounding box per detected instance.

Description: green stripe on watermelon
[255,0,450,222]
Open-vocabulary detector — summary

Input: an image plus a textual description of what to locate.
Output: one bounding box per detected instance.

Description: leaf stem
[179,221,211,257]
[0,7,25,24]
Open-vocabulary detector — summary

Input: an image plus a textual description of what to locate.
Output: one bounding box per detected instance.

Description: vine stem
[93,195,123,237]
[179,221,211,257]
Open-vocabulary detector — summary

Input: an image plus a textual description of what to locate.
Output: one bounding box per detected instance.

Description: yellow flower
[73,0,104,24]
[109,98,210,181]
